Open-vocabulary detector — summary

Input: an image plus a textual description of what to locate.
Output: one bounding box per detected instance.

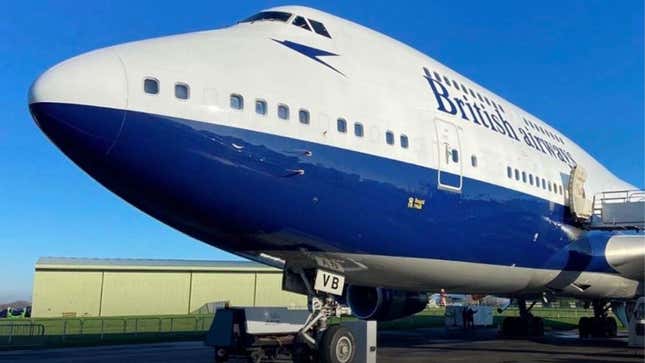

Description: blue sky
[1,1,643,302]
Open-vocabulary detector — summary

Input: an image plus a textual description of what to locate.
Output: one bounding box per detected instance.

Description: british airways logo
[273,39,345,77]
[423,67,575,166]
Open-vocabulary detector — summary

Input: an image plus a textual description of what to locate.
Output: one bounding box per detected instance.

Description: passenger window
[337,118,347,133]
[507,167,513,179]
[452,80,459,89]
[175,83,189,100]
[433,72,442,82]
[559,185,563,195]
[542,179,547,189]
[515,169,520,181]
[308,19,331,38]
[144,78,159,95]
[451,149,459,163]
[443,76,451,85]
[548,181,552,192]
[278,104,290,120]
[529,174,534,185]
[299,109,310,124]
[385,131,394,145]
[522,171,527,183]
[230,94,244,110]
[400,135,409,149]
[471,155,478,167]
[292,16,311,31]
[255,100,267,115]
[354,123,364,137]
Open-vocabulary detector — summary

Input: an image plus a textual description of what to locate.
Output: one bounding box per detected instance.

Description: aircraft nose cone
[29,49,127,158]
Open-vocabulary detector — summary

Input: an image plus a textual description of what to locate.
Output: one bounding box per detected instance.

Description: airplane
[28,5,644,361]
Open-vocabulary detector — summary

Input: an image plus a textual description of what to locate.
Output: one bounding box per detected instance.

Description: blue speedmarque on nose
[30,103,125,159]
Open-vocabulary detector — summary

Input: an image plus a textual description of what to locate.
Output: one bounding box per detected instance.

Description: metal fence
[0,324,45,345]
[0,315,214,348]
[0,308,597,348]
[497,307,594,319]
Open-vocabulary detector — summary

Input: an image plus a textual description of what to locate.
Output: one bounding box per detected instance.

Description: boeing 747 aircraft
[28,6,643,361]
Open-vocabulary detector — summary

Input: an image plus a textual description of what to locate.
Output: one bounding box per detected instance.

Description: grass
[360,307,593,331]
[0,307,600,349]
[0,315,215,349]
[0,314,214,336]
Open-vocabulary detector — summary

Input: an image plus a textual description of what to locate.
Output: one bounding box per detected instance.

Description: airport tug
[206,269,377,363]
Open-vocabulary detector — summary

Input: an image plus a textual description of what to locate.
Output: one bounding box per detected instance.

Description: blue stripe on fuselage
[31,102,622,274]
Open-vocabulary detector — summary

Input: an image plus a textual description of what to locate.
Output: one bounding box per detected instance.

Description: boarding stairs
[588,190,645,230]
[568,165,644,230]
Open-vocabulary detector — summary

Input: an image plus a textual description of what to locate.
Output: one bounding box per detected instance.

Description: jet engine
[346,285,429,321]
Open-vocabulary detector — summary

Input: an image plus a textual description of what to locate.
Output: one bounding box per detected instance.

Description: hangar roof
[35,257,281,273]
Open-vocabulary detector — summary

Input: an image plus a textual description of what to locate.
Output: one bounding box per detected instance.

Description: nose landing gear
[206,269,365,363]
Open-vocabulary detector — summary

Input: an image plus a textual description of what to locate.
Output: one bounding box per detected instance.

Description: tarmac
[0,327,642,363]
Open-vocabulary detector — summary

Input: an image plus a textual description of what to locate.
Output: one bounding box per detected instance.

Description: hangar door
[435,119,462,192]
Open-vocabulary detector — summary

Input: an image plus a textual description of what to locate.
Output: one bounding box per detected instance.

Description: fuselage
[29,6,642,300]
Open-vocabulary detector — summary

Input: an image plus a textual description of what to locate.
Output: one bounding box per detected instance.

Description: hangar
[31,257,306,318]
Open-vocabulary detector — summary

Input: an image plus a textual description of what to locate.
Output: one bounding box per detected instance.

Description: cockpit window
[292,16,311,31]
[308,19,331,38]
[241,11,292,23]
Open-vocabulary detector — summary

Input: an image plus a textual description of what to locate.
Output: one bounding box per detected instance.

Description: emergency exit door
[435,119,462,192]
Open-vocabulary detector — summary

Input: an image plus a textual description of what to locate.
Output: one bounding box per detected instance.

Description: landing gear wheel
[292,343,315,363]
[502,316,516,336]
[214,347,229,363]
[606,317,618,337]
[502,316,543,337]
[319,325,356,363]
[502,317,525,336]
[531,317,544,337]
[579,317,590,338]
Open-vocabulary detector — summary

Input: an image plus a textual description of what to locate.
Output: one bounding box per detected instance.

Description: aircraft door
[435,119,462,192]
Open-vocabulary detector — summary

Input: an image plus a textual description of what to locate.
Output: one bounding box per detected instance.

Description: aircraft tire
[531,317,544,337]
[292,343,315,363]
[502,317,516,336]
[578,317,590,338]
[606,317,618,337]
[319,325,356,363]
[590,317,608,338]
[214,347,229,363]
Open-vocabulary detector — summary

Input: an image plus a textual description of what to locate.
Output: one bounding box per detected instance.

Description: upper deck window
[175,83,189,100]
[299,109,310,124]
[354,123,364,137]
[241,11,292,23]
[255,99,267,115]
[308,19,331,38]
[400,135,409,149]
[385,131,394,145]
[278,104,290,120]
[292,16,311,31]
[230,94,244,110]
[337,118,347,133]
[144,78,159,95]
